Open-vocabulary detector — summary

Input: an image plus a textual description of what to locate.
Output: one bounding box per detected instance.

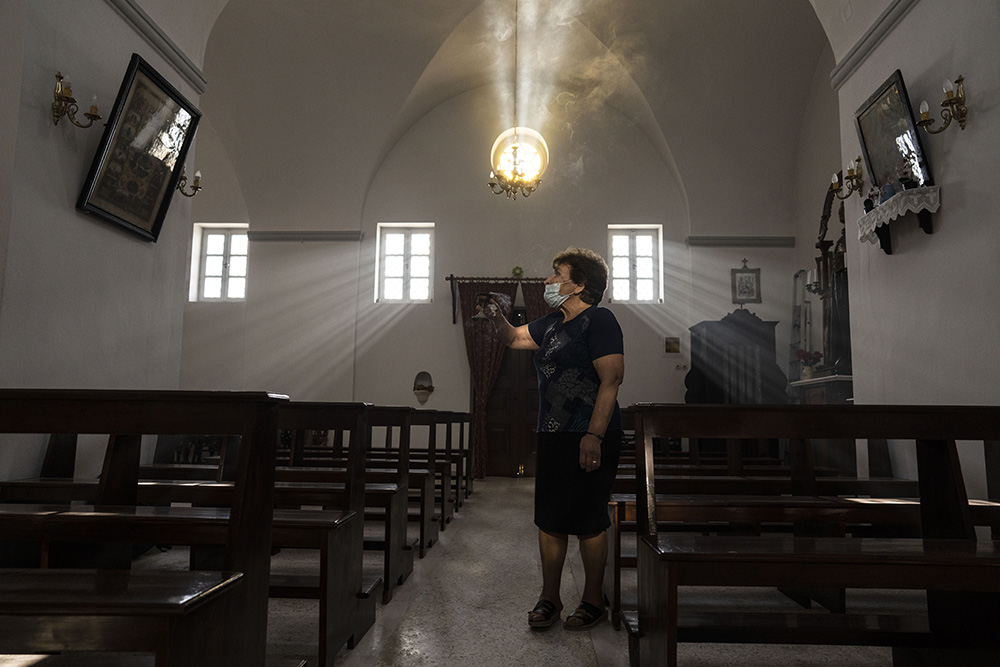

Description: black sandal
[528,599,560,629]
[563,600,607,631]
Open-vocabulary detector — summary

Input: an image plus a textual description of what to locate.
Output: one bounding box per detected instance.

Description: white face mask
[544,282,571,308]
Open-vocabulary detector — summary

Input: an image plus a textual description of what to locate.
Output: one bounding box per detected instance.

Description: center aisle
[314,476,629,666]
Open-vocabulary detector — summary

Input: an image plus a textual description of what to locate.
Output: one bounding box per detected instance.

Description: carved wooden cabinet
[684,309,788,405]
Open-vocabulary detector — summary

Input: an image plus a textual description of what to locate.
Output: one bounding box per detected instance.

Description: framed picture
[854,69,933,193]
[664,336,681,355]
[731,261,761,305]
[77,53,202,241]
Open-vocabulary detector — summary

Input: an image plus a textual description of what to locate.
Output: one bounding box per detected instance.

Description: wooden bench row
[4,402,378,666]
[0,393,473,666]
[0,389,286,667]
[623,403,1000,667]
[287,409,472,532]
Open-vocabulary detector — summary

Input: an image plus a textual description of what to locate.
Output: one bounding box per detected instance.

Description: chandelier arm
[929,108,954,134]
[513,0,518,132]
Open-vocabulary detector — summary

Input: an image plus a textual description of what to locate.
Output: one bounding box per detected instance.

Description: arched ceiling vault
[197,0,833,231]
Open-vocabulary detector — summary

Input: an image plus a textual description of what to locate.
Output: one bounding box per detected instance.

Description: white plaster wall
[178,116,251,391]
[240,240,359,401]
[187,118,249,226]
[837,0,1000,407]
[0,0,27,315]
[0,1,200,477]
[354,86,699,411]
[834,0,1000,496]
[179,41,842,413]
[809,0,895,64]
[134,0,229,68]
[793,46,843,271]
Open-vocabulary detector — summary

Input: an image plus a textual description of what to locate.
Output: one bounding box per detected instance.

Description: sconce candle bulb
[831,156,864,200]
[917,75,967,134]
[52,71,101,128]
[176,168,203,197]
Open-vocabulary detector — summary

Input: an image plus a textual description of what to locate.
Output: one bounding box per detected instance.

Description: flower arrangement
[864,187,879,213]
[795,349,823,367]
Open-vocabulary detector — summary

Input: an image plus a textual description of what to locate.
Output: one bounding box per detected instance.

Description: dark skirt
[534,430,623,536]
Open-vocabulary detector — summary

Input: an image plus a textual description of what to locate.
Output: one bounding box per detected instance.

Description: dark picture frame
[731,265,761,305]
[854,69,933,193]
[77,53,201,242]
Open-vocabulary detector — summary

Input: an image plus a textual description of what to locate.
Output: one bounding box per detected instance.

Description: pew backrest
[632,403,1000,543]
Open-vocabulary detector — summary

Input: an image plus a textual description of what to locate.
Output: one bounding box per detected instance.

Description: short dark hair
[552,247,608,305]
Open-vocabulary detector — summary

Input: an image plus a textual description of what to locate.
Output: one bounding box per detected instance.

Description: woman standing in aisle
[484,246,625,631]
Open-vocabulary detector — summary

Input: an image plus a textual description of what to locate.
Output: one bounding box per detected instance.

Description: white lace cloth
[857,186,940,245]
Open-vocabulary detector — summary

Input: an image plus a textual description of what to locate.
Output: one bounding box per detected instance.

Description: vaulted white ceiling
[188,0,848,232]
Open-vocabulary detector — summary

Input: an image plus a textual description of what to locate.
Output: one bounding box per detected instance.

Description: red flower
[795,349,823,365]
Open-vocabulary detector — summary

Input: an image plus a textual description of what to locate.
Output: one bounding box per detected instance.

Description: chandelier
[488,0,549,200]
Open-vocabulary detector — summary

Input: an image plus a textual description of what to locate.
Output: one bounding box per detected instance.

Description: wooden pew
[291,408,444,556]
[446,411,473,501]
[350,410,449,540]
[0,389,285,667]
[2,401,380,665]
[606,492,1000,627]
[604,470,920,628]
[426,410,472,509]
[611,473,919,496]
[270,400,374,661]
[284,405,416,603]
[146,403,416,605]
[337,409,472,519]
[629,403,1000,667]
[0,568,240,666]
[403,410,453,527]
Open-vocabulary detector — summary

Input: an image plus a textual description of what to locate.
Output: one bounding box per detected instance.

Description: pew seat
[0,568,241,667]
[0,657,307,667]
[0,501,362,662]
[94,463,414,603]
[634,534,1000,666]
[0,389,287,666]
[629,403,1000,667]
[606,493,937,626]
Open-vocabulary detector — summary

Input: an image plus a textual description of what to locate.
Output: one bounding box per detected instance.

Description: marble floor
[136,476,902,666]
[268,476,632,666]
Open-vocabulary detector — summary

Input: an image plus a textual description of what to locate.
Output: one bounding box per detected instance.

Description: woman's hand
[580,433,602,472]
[482,298,500,320]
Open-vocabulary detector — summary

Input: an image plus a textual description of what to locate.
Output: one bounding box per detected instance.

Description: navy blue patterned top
[527,305,624,433]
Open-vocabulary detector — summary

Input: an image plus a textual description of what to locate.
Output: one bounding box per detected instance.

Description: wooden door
[485,346,538,477]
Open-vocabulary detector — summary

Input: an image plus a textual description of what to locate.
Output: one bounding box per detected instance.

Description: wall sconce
[176,168,202,197]
[830,156,864,199]
[52,72,101,128]
[805,269,824,295]
[917,76,967,134]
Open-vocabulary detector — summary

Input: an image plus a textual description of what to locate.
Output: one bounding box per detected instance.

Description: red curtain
[457,281,519,478]
[520,279,550,324]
